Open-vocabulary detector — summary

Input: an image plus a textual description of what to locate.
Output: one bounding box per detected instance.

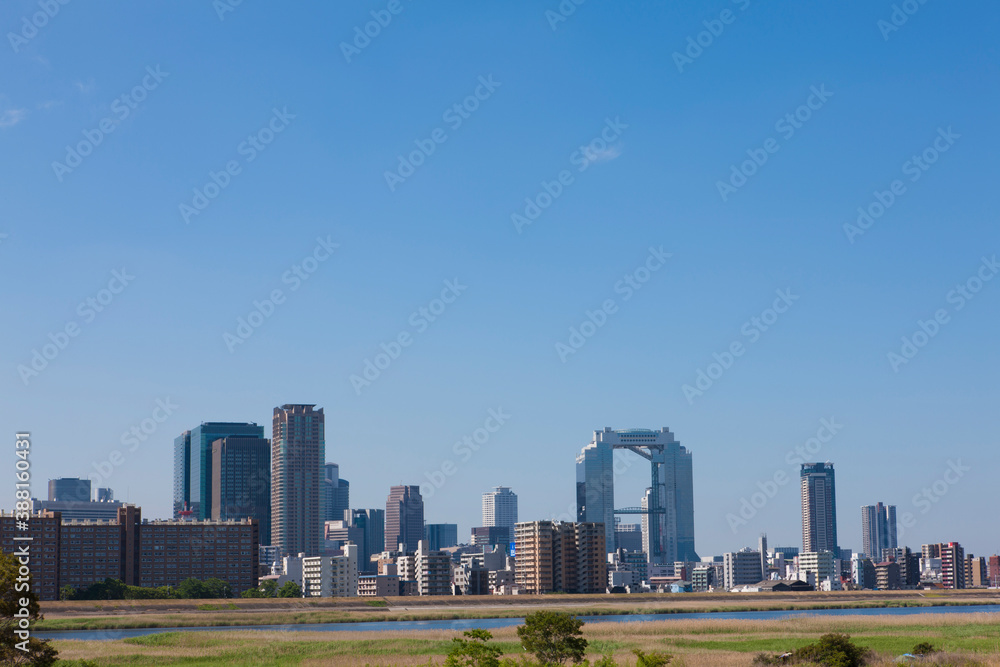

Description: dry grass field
[47,610,1000,666]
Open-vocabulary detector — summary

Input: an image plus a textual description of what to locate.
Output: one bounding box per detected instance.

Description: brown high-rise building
[384,485,424,552]
[0,506,259,600]
[271,404,325,557]
[513,521,606,594]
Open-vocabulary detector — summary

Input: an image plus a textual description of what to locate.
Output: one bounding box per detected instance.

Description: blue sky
[2,0,998,559]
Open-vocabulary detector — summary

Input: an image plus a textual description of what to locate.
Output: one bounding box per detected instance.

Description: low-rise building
[302,544,358,597]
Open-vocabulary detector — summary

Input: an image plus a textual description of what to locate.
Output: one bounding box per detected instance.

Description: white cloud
[0,108,27,128]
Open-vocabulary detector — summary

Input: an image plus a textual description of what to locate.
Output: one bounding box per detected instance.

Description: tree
[175,578,210,599]
[516,611,587,665]
[58,586,75,601]
[259,580,278,597]
[202,578,232,599]
[0,551,59,666]
[445,628,503,667]
[793,633,870,667]
[277,581,302,598]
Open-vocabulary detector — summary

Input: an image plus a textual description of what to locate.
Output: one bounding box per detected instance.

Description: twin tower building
[576,427,698,564]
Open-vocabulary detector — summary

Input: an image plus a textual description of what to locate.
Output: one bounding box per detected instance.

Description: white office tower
[482,486,518,529]
[577,427,697,563]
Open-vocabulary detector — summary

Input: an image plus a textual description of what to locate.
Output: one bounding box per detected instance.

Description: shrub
[793,633,870,667]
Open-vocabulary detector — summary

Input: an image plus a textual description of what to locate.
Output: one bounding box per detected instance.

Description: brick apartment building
[0,505,259,600]
[514,521,606,594]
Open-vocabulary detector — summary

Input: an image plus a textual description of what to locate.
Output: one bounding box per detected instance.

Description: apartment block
[939,542,966,589]
[875,561,901,590]
[1,506,259,600]
[271,405,325,557]
[415,540,452,596]
[513,521,606,594]
[798,551,837,589]
[723,548,763,590]
[302,544,358,597]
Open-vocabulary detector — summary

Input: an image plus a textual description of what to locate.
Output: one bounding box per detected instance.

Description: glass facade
[187,422,265,520]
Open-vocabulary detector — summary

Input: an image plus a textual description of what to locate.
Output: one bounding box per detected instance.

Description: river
[37,603,1000,641]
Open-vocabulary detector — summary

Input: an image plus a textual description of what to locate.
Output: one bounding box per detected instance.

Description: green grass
[195,603,239,611]
[365,599,389,607]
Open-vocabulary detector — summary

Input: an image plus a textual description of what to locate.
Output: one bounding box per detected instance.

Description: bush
[793,633,870,667]
[632,649,673,666]
[516,611,588,665]
[912,642,940,656]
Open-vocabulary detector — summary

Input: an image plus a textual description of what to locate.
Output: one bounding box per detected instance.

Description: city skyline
[4,4,998,561]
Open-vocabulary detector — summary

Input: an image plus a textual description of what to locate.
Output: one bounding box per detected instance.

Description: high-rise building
[614,519,643,553]
[351,509,385,573]
[48,478,91,502]
[967,555,988,588]
[482,486,518,529]
[95,488,114,503]
[801,462,838,556]
[939,542,966,589]
[385,485,424,552]
[173,431,191,517]
[514,521,606,594]
[271,405,325,557]
[211,435,271,540]
[415,540,452,596]
[989,555,1000,588]
[577,427,696,563]
[471,526,511,550]
[861,503,897,558]
[424,523,458,551]
[323,463,350,522]
[182,422,265,520]
[723,548,763,589]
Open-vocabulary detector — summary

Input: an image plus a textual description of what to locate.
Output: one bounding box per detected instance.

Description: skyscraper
[861,502,897,559]
[578,427,696,563]
[324,463,350,522]
[211,434,271,540]
[48,477,91,502]
[173,431,191,518]
[482,486,518,529]
[801,462,838,556]
[183,422,265,519]
[271,404,325,557]
[424,523,458,550]
[351,508,385,573]
[385,485,424,552]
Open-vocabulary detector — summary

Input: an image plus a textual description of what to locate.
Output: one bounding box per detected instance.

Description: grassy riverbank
[36,589,1000,632]
[49,611,1000,666]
